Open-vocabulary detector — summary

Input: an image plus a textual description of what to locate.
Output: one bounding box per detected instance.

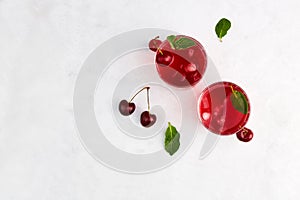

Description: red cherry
[184,63,197,73]
[186,71,201,85]
[155,51,174,67]
[148,37,162,52]
[119,100,136,116]
[236,127,253,142]
[140,111,156,127]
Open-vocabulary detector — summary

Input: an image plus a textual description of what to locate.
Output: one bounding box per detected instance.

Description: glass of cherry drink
[155,35,207,88]
[198,81,253,142]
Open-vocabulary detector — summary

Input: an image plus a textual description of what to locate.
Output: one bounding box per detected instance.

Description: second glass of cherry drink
[198,81,253,142]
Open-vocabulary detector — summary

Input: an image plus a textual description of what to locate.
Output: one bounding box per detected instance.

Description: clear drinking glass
[198,81,251,136]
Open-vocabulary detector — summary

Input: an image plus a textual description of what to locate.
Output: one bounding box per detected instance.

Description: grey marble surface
[1,0,300,199]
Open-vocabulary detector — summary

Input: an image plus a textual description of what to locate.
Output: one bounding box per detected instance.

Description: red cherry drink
[155,35,207,87]
[198,82,250,135]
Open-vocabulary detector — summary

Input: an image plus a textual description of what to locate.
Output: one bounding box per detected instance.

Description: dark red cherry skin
[140,111,156,127]
[149,38,162,52]
[186,70,201,86]
[119,100,136,116]
[156,51,174,67]
[236,128,253,142]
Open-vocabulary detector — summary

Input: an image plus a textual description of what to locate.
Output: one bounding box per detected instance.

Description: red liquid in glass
[198,82,250,135]
[155,35,207,87]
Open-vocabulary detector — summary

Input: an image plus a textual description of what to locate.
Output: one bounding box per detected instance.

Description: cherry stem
[239,125,248,136]
[147,87,150,112]
[152,36,163,55]
[129,86,150,103]
[158,48,163,55]
[230,85,238,98]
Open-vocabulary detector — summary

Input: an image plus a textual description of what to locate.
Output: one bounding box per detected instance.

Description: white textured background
[1,0,300,199]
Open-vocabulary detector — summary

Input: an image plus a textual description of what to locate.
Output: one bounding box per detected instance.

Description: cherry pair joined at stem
[119,86,156,128]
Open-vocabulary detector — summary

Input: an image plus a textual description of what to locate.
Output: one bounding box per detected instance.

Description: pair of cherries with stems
[119,86,157,127]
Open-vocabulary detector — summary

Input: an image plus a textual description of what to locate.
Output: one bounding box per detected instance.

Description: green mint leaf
[174,37,196,49]
[167,35,195,50]
[230,90,249,114]
[164,122,180,156]
[215,18,231,42]
[167,35,176,49]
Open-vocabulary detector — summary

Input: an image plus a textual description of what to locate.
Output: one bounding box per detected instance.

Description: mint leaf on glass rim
[230,90,248,114]
[215,18,231,42]
[164,122,180,156]
[174,37,196,49]
[167,35,196,50]
[167,35,176,49]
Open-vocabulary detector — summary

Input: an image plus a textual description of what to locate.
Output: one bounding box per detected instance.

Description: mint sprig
[230,89,249,114]
[215,18,231,42]
[167,35,196,50]
[164,122,180,156]
[167,35,176,49]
